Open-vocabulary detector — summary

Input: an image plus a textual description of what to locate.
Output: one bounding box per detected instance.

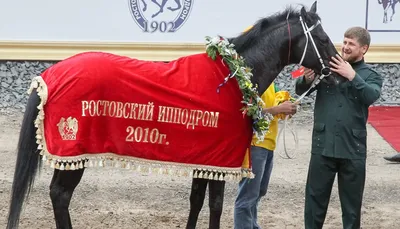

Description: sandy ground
[0,108,399,229]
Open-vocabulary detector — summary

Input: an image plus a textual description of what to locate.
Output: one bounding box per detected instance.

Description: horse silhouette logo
[128,0,194,33]
[365,0,399,32]
[378,0,398,23]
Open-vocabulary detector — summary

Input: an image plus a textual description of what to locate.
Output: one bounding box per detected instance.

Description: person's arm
[295,67,318,96]
[295,76,316,96]
[263,106,280,116]
[330,55,383,105]
[263,101,297,116]
[350,71,383,106]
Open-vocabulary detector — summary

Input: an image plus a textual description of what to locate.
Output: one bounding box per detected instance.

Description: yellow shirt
[251,83,279,151]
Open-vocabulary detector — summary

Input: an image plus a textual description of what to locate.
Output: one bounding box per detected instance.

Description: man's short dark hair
[344,27,371,47]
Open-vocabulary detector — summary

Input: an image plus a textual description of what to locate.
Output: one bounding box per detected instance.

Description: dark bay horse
[185,2,344,229]
[378,0,398,23]
[6,1,341,229]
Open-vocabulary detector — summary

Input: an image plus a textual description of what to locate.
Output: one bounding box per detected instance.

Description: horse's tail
[7,88,42,229]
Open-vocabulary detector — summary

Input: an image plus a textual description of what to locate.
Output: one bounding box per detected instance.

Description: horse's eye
[320,38,329,44]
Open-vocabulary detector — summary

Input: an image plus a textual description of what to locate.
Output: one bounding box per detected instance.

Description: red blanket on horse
[30,51,253,181]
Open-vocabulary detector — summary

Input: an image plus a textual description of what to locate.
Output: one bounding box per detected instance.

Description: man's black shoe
[383,153,400,163]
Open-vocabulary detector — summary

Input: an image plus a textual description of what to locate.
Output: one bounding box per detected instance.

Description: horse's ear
[310,1,317,13]
[300,6,307,18]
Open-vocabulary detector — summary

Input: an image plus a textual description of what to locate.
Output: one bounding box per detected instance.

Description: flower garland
[205,36,274,142]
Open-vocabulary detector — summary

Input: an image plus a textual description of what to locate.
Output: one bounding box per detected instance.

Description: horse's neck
[240,37,289,94]
[263,70,283,93]
[250,63,283,95]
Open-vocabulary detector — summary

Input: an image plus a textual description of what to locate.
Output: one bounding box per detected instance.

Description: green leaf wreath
[205,36,274,142]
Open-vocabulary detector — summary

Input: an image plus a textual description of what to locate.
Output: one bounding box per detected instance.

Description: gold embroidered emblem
[57,117,78,140]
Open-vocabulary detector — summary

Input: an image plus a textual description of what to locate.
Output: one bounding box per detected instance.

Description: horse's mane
[229,4,320,54]
[225,4,321,93]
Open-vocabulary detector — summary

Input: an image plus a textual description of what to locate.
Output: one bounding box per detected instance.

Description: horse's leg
[208,179,226,229]
[141,0,147,11]
[50,168,85,229]
[384,3,389,23]
[150,0,162,7]
[167,0,182,11]
[391,2,396,21]
[186,177,208,229]
[151,0,168,18]
[384,11,388,23]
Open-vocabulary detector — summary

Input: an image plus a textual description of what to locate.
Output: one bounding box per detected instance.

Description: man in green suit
[295,27,383,229]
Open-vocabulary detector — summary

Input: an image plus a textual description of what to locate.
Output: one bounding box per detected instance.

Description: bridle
[298,16,330,76]
[278,14,334,159]
[288,14,333,102]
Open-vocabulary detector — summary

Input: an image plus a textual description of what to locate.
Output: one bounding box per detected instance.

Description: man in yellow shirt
[234,82,297,229]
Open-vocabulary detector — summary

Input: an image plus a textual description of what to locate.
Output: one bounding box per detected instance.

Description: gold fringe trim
[40,155,254,182]
[28,76,49,158]
[28,76,254,182]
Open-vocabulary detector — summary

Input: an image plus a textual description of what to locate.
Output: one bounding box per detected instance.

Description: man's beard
[341,51,358,63]
[345,55,357,63]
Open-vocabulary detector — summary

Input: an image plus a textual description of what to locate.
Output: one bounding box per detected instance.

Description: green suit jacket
[295,59,383,159]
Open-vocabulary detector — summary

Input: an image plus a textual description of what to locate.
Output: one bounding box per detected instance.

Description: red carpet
[368,106,400,152]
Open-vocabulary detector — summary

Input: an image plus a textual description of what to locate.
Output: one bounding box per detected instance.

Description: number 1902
[143,21,175,33]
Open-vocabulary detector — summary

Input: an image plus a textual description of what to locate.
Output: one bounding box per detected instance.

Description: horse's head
[290,1,344,85]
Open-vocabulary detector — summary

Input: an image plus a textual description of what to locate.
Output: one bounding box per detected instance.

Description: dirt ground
[0,108,399,229]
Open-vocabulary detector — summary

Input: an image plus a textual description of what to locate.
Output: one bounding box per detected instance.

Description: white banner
[0,0,399,44]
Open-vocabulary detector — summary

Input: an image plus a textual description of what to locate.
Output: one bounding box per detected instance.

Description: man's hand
[263,101,298,116]
[304,67,316,84]
[276,101,298,115]
[329,54,356,81]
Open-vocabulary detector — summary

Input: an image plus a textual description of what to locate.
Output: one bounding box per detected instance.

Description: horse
[6,1,342,228]
[141,0,182,18]
[185,2,345,229]
[378,0,398,23]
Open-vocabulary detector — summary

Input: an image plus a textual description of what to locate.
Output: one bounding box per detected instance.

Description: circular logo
[128,0,194,33]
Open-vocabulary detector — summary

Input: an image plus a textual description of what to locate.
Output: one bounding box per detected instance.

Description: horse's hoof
[152,10,163,18]
[167,7,179,11]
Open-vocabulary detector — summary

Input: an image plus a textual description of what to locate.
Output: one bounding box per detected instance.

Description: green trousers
[304,154,366,229]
